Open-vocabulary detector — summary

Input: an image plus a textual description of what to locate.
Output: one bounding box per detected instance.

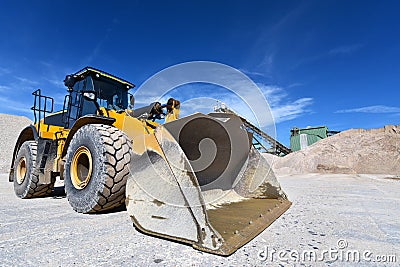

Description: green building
[290,126,339,151]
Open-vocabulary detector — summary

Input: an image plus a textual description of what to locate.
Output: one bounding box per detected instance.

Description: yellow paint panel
[165,107,180,123]
[131,133,164,160]
[36,122,65,140]
[105,111,160,140]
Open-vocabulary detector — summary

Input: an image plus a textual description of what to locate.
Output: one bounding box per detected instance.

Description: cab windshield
[66,72,131,127]
[92,75,129,110]
[71,75,129,118]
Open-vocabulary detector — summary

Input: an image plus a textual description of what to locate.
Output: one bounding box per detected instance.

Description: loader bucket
[126,113,291,256]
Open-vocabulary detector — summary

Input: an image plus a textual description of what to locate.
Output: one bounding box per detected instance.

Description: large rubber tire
[13,141,54,198]
[64,124,131,213]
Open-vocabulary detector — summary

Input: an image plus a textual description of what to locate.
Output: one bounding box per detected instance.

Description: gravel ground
[1,173,398,266]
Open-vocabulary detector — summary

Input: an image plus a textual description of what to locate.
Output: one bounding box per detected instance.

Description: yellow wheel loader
[9,67,291,255]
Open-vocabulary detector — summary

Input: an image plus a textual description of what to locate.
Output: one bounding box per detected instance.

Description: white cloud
[46,78,65,89]
[0,67,11,76]
[0,85,11,92]
[238,68,267,77]
[329,44,364,55]
[179,97,217,116]
[287,82,304,88]
[271,97,313,123]
[14,76,39,86]
[39,61,52,68]
[256,84,313,123]
[336,105,400,114]
[290,43,364,70]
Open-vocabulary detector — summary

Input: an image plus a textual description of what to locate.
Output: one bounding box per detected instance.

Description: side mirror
[83,90,97,101]
[129,94,135,109]
[83,90,103,116]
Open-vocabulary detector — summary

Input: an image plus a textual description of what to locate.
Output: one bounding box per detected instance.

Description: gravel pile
[266,125,400,175]
[0,114,32,173]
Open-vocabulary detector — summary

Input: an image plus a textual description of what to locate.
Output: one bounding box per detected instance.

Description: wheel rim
[70,146,93,190]
[16,157,27,185]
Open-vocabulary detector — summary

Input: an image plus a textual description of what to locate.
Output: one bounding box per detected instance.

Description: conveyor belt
[214,106,291,156]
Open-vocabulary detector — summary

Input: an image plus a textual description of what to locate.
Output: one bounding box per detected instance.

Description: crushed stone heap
[0,114,32,173]
[268,125,400,175]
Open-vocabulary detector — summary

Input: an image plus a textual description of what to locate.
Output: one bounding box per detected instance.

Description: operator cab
[63,67,135,128]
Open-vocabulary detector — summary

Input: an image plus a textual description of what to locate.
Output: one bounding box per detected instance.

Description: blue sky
[0,0,399,146]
